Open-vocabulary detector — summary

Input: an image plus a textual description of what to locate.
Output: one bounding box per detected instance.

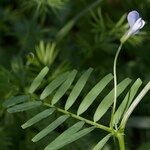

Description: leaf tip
[21,124,26,129]
[40,94,44,100]
[31,137,37,143]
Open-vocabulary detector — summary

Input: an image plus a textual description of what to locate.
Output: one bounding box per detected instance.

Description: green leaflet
[7,101,42,113]
[45,121,85,149]
[113,78,142,125]
[32,115,69,142]
[21,108,55,129]
[29,66,49,94]
[65,68,93,110]
[2,95,30,108]
[51,70,77,105]
[94,78,132,122]
[120,81,150,128]
[44,126,95,150]
[40,71,69,100]
[93,134,111,150]
[123,79,142,109]
[77,73,113,115]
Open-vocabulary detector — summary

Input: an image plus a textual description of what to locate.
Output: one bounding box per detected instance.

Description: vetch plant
[111,10,146,127]
[2,10,150,150]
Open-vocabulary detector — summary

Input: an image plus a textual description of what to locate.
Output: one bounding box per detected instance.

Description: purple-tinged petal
[127,10,140,27]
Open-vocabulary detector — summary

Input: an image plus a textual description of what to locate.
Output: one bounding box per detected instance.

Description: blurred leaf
[128,117,150,129]
[29,66,49,94]
[3,95,30,108]
[56,0,104,41]
[7,101,42,113]
[138,142,150,150]
[33,41,58,67]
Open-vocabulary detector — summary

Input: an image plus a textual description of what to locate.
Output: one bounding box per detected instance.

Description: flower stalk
[110,42,123,128]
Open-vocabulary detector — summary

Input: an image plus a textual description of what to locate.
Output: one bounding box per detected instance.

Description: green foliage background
[0,0,150,149]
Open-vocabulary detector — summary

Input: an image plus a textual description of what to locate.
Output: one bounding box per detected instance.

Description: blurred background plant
[0,0,150,149]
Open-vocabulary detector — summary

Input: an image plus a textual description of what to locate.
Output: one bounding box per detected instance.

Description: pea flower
[121,10,145,43]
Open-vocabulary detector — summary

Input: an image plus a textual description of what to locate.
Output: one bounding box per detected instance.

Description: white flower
[121,10,145,43]
[127,10,145,35]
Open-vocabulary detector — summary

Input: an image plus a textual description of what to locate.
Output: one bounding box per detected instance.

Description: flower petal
[127,10,140,27]
[131,18,142,33]
[139,20,145,29]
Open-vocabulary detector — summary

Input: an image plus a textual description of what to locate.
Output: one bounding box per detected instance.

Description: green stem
[116,133,125,150]
[110,43,123,128]
[44,102,112,133]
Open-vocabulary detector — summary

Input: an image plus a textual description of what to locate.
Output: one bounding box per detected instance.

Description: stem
[110,43,123,128]
[113,43,123,114]
[44,102,112,133]
[117,133,125,150]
